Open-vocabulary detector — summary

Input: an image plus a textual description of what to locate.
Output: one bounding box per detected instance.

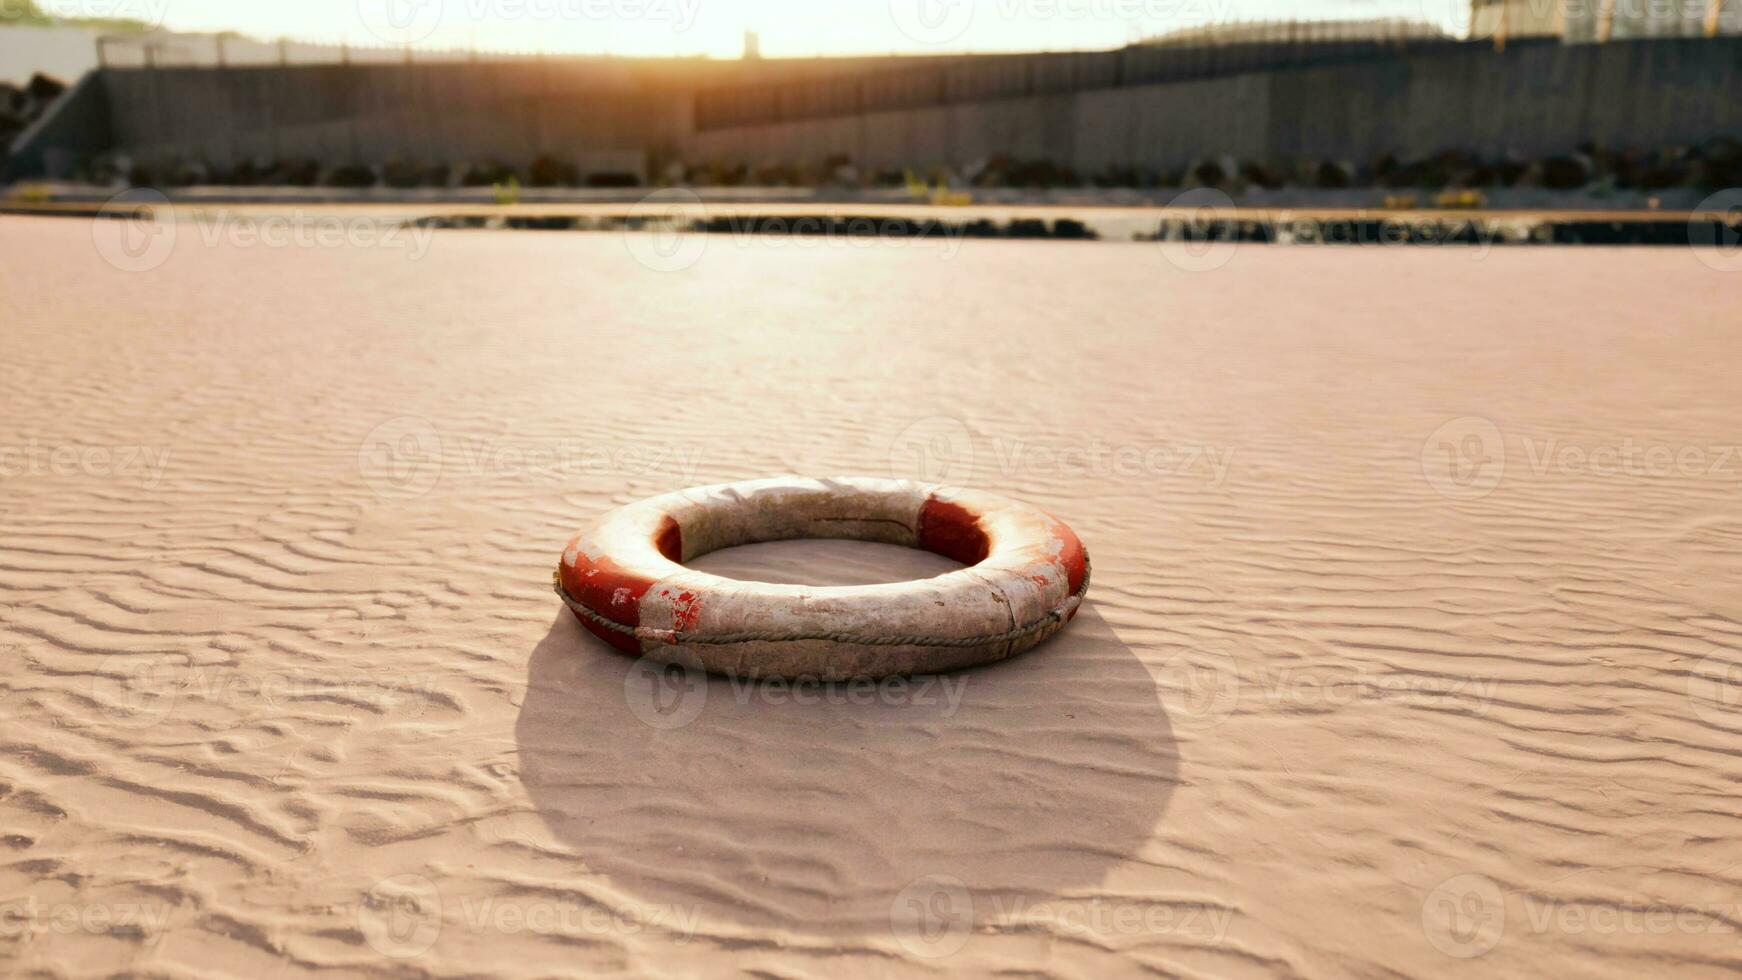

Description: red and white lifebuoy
[555,477,1090,680]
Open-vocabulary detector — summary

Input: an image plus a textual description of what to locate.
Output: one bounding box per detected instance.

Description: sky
[32,0,1470,57]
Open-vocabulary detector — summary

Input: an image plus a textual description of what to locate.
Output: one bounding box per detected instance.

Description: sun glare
[134,0,1456,58]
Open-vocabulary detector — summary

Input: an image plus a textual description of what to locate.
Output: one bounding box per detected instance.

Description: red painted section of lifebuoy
[560,516,682,653]
[655,517,683,562]
[1050,520,1088,617]
[918,496,990,566]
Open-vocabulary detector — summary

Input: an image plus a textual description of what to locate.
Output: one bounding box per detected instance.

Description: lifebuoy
[554,477,1090,680]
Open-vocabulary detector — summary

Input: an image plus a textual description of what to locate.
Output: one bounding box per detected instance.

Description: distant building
[1580,0,1741,41]
[0,25,106,83]
[1474,0,1742,43]
[1469,0,1564,41]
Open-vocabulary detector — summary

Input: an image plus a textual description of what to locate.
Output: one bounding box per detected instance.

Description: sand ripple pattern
[1,218,1740,977]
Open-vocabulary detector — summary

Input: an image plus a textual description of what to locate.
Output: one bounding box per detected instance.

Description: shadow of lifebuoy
[516,589,1178,939]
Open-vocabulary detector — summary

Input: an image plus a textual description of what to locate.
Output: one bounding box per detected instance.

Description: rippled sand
[2,215,1740,977]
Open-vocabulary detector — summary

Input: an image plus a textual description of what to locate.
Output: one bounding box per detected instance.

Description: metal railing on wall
[691,6,1742,132]
[93,32,546,69]
[694,34,1485,132]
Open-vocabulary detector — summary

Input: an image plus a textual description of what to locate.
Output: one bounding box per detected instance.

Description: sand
[1,213,1740,978]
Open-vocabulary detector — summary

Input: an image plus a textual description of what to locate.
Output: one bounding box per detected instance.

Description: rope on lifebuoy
[552,560,1090,649]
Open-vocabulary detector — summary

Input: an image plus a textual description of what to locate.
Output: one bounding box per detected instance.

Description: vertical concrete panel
[72,40,1742,178]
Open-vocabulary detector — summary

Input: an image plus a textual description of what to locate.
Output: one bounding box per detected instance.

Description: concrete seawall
[8,38,1741,181]
[689,38,1742,172]
[98,62,698,179]
[5,54,976,180]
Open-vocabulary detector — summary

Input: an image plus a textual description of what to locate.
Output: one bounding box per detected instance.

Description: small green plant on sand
[902,169,972,207]
[5,183,53,205]
[492,176,522,207]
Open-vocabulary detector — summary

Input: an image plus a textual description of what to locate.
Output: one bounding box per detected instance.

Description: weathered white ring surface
[556,476,1090,680]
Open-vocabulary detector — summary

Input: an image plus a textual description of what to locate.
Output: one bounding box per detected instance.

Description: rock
[1624,148,1691,190]
[822,153,854,185]
[527,154,581,188]
[170,160,210,186]
[1495,154,1530,187]
[1540,154,1594,190]
[90,152,132,187]
[1092,165,1143,188]
[324,163,377,188]
[1007,159,1077,188]
[586,172,640,188]
[1051,219,1093,239]
[1315,159,1356,188]
[275,159,323,187]
[750,162,799,186]
[822,153,858,187]
[1239,160,1286,190]
[381,159,427,188]
[126,161,158,188]
[461,161,517,187]
[23,73,67,111]
[1377,156,1423,189]
[1187,155,1236,188]
[969,154,1014,187]
[1696,137,1742,189]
